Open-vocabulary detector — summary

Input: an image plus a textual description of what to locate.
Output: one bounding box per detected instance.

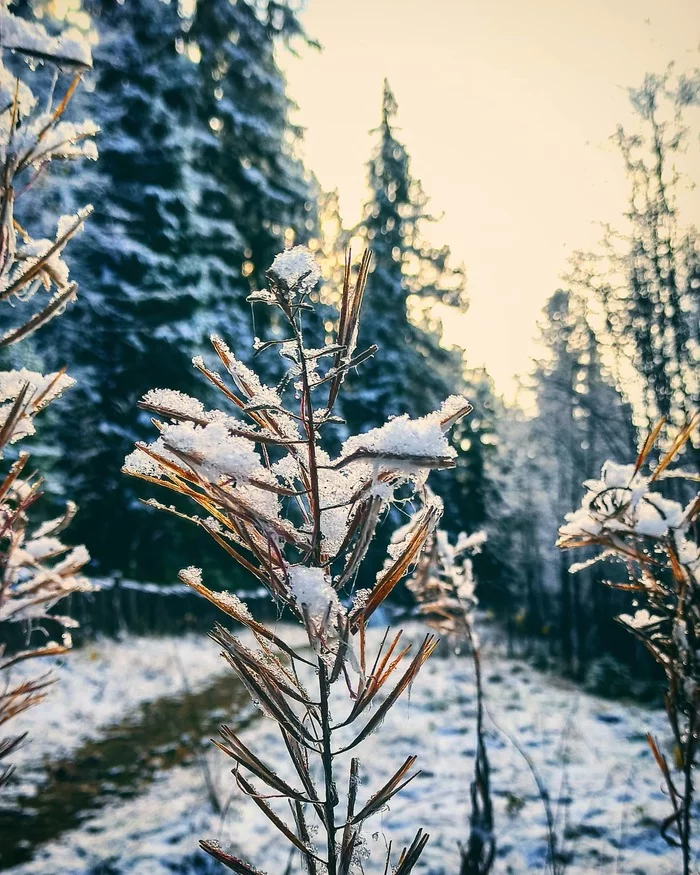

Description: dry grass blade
[335,493,385,589]
[350,505,440,628]
[351,755,420,823]
[0,382,31,447]
[211,625,317,732]
[329,448,457,472]
[199,841,267,875]
[634,417,666,476]
[340,635,439,753]
[235,772,325,864]
[394,829,430,874]
[280,728,324,820]
[216,725,308,801]
[0,641,71,671]
[0,284,77,347]
[327,248,372,413]
[0,675,54,728]
[0,209,90,303]
[0,452,29,503]
[650,413,700,482]
[349,637,412,724]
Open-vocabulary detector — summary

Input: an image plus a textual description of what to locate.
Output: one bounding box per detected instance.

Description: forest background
[2,0,699,689]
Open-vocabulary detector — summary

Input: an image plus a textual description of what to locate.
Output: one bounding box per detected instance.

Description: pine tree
[529,289,636,674]
[569,67,700,454]
[38,0,317,581]
[345,80,467,432]
[445,367,512,611]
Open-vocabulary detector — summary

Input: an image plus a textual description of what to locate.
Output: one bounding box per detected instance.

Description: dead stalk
[558,418,700,874]
[124,246,471,871]
[0,8,95,789]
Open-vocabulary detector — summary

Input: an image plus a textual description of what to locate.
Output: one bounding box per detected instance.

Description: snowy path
[1,625,681,875]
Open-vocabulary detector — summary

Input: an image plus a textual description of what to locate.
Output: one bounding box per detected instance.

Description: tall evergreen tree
[528,289,636,674]
[447,367,512,607]
[345,80,467,432]
[38,0,316,581]
[569,67,700,455]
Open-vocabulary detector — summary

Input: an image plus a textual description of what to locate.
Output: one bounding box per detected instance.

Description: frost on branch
[270,244,321,293]
[0,5,97,348]
[124,245,470,872]
[558,418,699,859]
[0,5,94,791]
[0,368,75,447]
[339,394,470,472]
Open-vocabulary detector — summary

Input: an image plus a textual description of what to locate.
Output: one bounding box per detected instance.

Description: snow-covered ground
[3,624,681,875]
[6,633,228,780]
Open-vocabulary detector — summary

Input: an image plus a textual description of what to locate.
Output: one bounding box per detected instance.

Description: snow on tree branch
[0,5,92,68]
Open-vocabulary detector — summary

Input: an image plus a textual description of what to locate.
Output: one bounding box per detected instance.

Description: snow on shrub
[558,416,699,872]
[124,245,471,873]
[0,3,95,791]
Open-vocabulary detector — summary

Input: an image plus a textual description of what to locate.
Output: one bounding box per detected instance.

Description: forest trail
[1,625,682,875]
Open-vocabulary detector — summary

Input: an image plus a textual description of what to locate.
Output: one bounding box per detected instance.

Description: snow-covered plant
[0,4,95,789]
[404,519,494,875]
[124,245,471,873]
[0,3,96,347]
[558,416,700,875]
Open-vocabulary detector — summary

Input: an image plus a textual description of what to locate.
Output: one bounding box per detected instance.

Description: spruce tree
[39,0,316,580]
[345,80,467,433]
[569,68,700,453]
[529,289,636,674]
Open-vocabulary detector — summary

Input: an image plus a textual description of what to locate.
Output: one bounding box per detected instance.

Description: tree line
[4,0,699,682]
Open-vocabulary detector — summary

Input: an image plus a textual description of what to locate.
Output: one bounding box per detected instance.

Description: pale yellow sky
[281,0,700,398]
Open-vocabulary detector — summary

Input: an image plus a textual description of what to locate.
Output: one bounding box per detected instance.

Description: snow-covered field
[2,624,681,875]
[6,634,229,782]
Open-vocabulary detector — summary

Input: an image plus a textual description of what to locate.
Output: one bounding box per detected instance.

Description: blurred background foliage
[1,0,699,688]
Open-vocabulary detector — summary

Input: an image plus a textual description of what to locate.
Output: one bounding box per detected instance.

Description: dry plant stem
[403,526,495,875]
[125,247,471,871]
[461,635,495,875]
[319,659,338,875]
[0,13,95,786]
[558,419,700,874]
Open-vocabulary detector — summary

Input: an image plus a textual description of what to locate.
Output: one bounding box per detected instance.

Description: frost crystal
[618,609,664,630]
[123,445,166,479]
[215,590,253,621]
[269,245,321,293]
[0,369,75,405]
[288,566,340,623]
[142,388,206,420]
[180,566,203,587]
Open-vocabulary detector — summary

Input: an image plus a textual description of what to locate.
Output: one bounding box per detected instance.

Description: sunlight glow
[281,0,700,399]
